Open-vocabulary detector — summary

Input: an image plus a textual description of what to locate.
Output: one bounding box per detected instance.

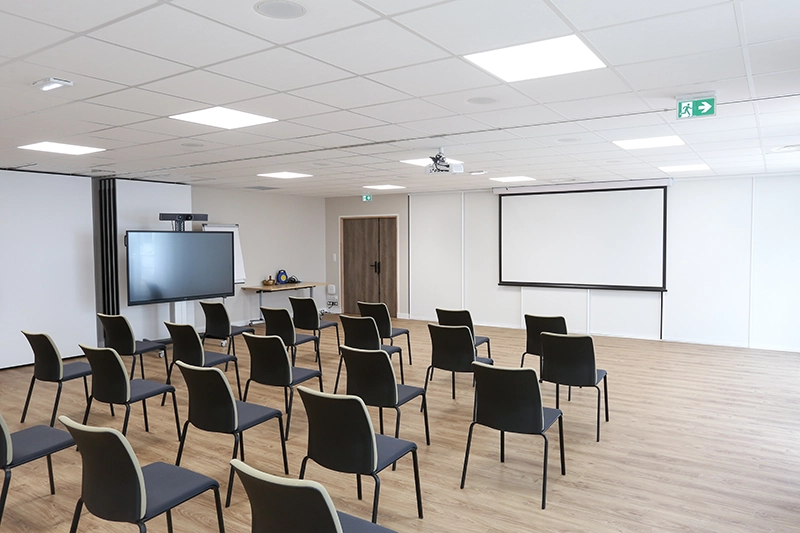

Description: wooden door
[341,216,398,316]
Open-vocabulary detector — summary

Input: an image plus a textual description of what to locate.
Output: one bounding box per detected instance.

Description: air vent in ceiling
[247,186,279,191]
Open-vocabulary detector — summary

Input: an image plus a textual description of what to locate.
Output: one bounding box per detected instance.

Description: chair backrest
[428,324,477,372]
[436,308,475,336]
[80,345,130,404]
[165,322,206,366]
[357,302,392,338]
[261,307,297,346]
[97,314,136,355]
[340,347,398,408]
[242,334,292,387]
[472,362,545,434]
[340,315,381,350]
[0,413,12,469]
[59,415,146,523]
[200,301,232,339]
[231,459,344,533]
[176,361,238,433]
[524,315,567,356]
[540,333,598,387]
[289,297,320,331]
[21,331,64,381]
[297,386,377,474]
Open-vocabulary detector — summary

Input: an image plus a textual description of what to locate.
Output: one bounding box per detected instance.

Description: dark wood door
[341,217,398,316]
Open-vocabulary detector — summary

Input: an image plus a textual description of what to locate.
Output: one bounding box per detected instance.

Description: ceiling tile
[545,93,651,120]
[355,98,455,124]
[752,69,800,98]
[292,77,408,109]
[424,85,538,114]
[638,77,752,110]
[0,86,69,121]
[232,93,336,121]
[359,0,456,16]
[292,111,387,132]
[367,58,499,97]
[617,48,745,91]
[0,0,158,32]
[748,37,800,76]
[0,12,74,59]
[142,70,271,105]
[347,124,425,143]
[514,68,631,104]
[0,60,126,103]
[550,0,725,31]
[403,115,492,136]
[470,105,567,128]
[742,0,800,44]
[577,114,667,131]
[88,88,205,117]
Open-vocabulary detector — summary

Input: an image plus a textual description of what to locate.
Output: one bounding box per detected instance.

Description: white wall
[0,171,96,368]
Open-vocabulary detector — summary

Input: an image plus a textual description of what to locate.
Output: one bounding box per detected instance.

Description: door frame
[339,214,400,316]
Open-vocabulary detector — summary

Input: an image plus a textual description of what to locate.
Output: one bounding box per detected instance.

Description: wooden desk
[241,282,327,307]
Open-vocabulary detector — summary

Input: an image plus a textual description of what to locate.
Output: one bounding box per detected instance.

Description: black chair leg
[212,487,226,533]
[226,434,240,507]
[20,376,36,423]
[422,366,433,412]
[378,408,384,435]
[540,433,550,509]
[405,332,412,365]
[356,473,362,500]
[82,396,93,425]
[333,354,345,394]
[299,456,310,480]
[176,422,190,465]
[0,468,11,526]
[596,385,602,442]
[142,399,150,432]
[460,422,477,488]
[82,376,89,402]
[317,373,324,393]
[398,350,405,384]
[500,430,505,463]
[285,388,294,439]
[421,395,431,445]
[243,379,253,402]
[277,416,289,474]
[139,353,145,379]
[334,324,341,351]
[392,408,401,471]
[558,416,566,475]
[370,473,381,524]
[46,454,55,494]
[161,362,175,406]
[166,509,173,533]
[604,375,610,421]
[122,404,132,436]
[412,449,423,518]
[50,382,64,427]
[451,372,456,400]
[68,499,84,533]
[233,360,242,400]
[130,356,137,381]
[170,391,181,441]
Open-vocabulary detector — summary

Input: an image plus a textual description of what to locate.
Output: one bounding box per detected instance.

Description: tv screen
[126,231,234,306]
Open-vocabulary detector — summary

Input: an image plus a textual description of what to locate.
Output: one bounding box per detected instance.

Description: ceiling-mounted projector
[426,150,464,174]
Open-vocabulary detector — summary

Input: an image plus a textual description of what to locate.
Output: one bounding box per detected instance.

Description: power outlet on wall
[327,297,339,307]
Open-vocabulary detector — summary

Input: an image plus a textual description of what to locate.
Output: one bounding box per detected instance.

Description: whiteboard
[203,224,246,284]
[500,187,666,290]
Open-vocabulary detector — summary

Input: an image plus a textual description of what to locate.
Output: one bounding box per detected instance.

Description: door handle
[370,261,381,274]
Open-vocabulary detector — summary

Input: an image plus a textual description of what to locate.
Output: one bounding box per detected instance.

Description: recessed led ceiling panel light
[18,141,105,155]
[490,176,536,183]
[464,35,605,83]
[613,136,685,150]
[658,164,710,173]
[257,172,312,179]
[364,185,406,190]
[170,107,277,130]
[401,157,463,167]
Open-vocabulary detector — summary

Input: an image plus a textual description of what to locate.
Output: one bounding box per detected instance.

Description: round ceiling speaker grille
[254,0,306,19]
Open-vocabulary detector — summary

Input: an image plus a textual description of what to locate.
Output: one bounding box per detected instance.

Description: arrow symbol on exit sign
[698,101,712,114]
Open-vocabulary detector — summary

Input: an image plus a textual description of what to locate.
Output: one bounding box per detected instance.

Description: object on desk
[276,270,288,284]
[262,276,275,286]
[287,275,302,283]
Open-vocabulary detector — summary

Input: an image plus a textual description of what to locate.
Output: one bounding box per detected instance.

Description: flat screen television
[126,231,234,306]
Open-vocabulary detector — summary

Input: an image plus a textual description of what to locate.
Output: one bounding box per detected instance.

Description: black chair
[460,362,565,509]
[436,308,491,358]
[79,345,181,440]
[520,315,568,374]
[174,361,289,508]
[0,412,74,526]
[199,301,254,357]
[242,333,323,439]
[540,333,609,442]
[20,331,91,427]
[426,324,493,400]
[335,315,404,393]
[60,415,226,533]
[340,346,429,446]
[261,307,321,371]
[298,387,423,524]
[164,322,242,400]
[97,313,167,380]
[289,296,340,351]
[358,301,412,365]
[231,459,397,533]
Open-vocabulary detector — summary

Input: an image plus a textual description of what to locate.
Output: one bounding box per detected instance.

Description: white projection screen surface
[500,187,667,290]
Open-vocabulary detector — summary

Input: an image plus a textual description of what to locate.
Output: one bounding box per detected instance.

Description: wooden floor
[2,317,799,533]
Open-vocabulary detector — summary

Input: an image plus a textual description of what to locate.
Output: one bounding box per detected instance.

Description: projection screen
[499,187,667,291]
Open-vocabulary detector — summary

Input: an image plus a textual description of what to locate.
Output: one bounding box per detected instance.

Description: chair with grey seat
[540,332,609,442]
[231,459,397,533]
[520,315,568,374]
[289,296,340,351]
[426,324,493,401]
[357,301,412,366]
[261,307,321,372]
[20,331,91,427]
[174,361,289,507]
[298,387,423,524]
[335,316,404,393]
[242,333,323,439]
[0,412,75,526]
[199,301,254,357]
[435,308,491,359]
[97,313,167,380]
[164,322,242,400]
[340,346,429,446]
[60,415,226,533]
[80,345,181,440]
[460,362,565,509]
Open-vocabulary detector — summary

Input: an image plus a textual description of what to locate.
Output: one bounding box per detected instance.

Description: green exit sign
[677,96,716,119]
[362,195,372,202]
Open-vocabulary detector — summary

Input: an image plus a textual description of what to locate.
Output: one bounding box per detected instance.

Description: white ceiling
[1,0,799,197]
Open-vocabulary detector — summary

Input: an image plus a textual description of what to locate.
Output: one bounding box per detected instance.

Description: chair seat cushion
[476,356,493,365]
[396,384,424,407]
[337,511,397,532]
[389,327,409,338]
[235,400,282,432]
[381,344,402,356]
[129,379,175,402]
[134,340,166,355]
[295,333,319,347]
[290,366,322,387]
[319,320,338,330]
[542,407,563,433]
[231,325,255,337]
[375,434,416,472]
[142,462,219,520]
[204,351,236,368]
[62,361,92,381]
[474,335,490,347]
[10,425,74,467]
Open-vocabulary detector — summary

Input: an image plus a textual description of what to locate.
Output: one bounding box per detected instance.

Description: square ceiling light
[464,35,605,82]
[613,136,685,150]
[490,176,536,183]
[170,106,278,130]
[18,141,105,155]
[364,184,405,190]
[658,164,710,173]
[257,172,312,179]
[401,157,463,167]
